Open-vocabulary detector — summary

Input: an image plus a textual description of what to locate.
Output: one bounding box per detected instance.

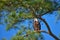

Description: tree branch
[41,6,60,16]
[28,5,60,40]
[39,17,60,40]
[25,30,48,37]
[38,30,49,34]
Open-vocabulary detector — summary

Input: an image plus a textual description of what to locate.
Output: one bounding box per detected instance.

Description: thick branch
[28,5,60,40]
[39,17,60,40]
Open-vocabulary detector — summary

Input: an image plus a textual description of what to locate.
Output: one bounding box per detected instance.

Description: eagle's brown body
[34,18,41,33]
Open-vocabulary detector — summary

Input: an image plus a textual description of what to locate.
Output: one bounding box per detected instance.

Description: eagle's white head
[34,18,38,22]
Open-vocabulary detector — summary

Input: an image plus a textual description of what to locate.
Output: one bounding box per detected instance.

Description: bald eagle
[34,18,41,33]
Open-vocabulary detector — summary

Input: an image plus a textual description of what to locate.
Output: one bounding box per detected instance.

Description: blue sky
[0,10,60,40]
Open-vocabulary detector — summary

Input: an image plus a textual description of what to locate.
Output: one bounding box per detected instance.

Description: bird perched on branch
[33,18,41,33]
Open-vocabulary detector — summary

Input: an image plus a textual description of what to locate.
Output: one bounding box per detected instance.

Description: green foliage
[5,11,35,31]
[0,0,59,14]
[11,35,24,40]
[5,11,19,31]
[2,38,6,40]
[19,12,34,19]
[11,27,43,40]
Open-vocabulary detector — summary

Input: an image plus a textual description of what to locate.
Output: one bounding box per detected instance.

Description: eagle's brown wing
[34,21,41,32]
